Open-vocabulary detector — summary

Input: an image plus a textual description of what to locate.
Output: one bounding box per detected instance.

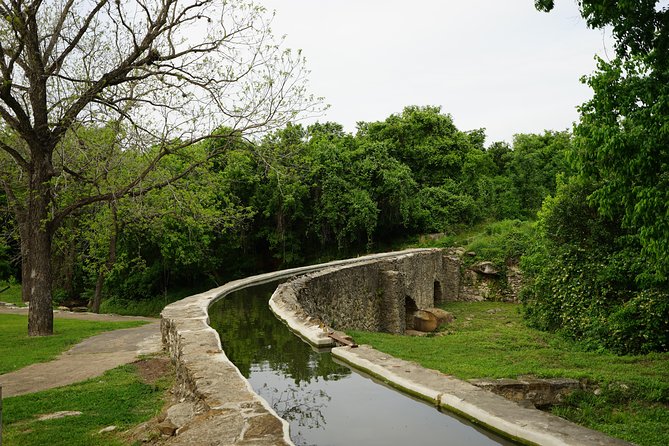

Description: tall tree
[0,0,318,335]
[537,0,669,282]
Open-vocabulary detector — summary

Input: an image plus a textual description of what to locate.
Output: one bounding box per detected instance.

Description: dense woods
[2,105,568,312]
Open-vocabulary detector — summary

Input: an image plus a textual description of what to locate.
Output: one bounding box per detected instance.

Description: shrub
[521,176,669,354]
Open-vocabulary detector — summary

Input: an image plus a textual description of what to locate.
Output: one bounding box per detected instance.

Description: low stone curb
[331,346,632,446]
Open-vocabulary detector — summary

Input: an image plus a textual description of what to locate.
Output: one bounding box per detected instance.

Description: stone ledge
[469,378,583,408]
[269,249,449,341]
[332,345,632,446]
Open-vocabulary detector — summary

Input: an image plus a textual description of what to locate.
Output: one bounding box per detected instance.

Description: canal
[208,281,516,446]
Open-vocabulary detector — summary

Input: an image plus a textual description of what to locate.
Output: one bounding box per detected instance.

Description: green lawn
[2,360,172,446]
[0,282,24,306]
[350,301,669,446]
[0,314,147,374]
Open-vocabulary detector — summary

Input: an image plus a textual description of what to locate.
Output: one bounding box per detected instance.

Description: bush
[521,176,669,354]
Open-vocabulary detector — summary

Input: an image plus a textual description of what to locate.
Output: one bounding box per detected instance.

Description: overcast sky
[259,0,613,145]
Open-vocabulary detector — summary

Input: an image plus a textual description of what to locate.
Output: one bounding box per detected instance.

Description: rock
[165,401,196,430]
[71,306,89,312]
[411,310,439,332]
[423,308,455,325]
[158,419,178,436]
[57,306,70,311]
[98,426,117,434]
[37,411,83,421]
[471,261,500,276]
[466,251,476,257]
[469,377,581,407]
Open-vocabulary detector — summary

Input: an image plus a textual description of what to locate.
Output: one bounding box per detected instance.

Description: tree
[522,1,669,352]
[0,0,318,335]
[537,0,669,282]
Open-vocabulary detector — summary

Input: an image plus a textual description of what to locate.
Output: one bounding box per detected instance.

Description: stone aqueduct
[160,248,632,446]
[271,248,459,336]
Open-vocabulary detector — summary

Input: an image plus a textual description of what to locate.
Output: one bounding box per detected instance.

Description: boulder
[423,308,454,325]
[471,261,500,276]
[411,310,439,332]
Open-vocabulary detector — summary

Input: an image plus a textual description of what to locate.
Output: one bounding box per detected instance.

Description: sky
[259,0,613,145]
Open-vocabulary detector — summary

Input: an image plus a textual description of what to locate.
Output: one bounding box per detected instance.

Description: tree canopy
[0,0,318,335]
[522,0,669,353]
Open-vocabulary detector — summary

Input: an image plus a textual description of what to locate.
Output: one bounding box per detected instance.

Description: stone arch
[433,280,443,304]
[404,296,418,330]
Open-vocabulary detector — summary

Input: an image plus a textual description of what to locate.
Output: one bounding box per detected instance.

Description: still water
[209,282,516,446]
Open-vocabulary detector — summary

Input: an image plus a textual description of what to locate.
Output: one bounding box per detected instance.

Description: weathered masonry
[272,249,457,335]
[161,248,632,446]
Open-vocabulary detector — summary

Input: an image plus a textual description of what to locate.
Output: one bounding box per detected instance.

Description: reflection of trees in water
[258,382,331,446]
[209,282,351,385]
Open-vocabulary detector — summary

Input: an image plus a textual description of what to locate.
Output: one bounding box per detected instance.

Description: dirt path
[0,307,162,397]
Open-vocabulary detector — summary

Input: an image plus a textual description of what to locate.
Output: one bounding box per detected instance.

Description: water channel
[208,282,517,446]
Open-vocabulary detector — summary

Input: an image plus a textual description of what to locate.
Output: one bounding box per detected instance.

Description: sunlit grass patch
[2,359,172,446]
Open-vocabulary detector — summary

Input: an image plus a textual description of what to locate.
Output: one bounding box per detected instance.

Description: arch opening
[404,296,418,330]
[433,280,443,304]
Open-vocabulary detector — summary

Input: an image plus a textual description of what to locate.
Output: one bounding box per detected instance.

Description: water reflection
[209,282,516,446]
[209,282,351,384]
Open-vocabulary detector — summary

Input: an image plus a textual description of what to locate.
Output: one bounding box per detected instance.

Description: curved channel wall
[269,249,454,345]
[159,249,432,445]
[161,248,632,446]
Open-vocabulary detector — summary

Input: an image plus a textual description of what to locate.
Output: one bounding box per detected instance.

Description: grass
[415,219,536,267]
[2,359,172,446]
[349,301,669,446]
[0,282,25,306]
[0,314,147,374]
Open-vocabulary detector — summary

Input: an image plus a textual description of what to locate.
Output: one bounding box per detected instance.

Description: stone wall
[273,249,450,335]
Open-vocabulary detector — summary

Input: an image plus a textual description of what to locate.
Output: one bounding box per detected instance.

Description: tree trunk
[27,226,54,336]
[22,151,55,336]
[19,228,32,303]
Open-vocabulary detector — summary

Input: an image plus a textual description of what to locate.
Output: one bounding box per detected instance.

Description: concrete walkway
[0,307,162,397]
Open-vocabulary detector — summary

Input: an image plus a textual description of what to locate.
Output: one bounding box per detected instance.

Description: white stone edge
[331,347,634,446]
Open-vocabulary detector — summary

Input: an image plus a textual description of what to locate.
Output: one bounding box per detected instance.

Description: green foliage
[0,237,11,280]
[576,55,669,282]
[99,286,210,318]
[522,1,669,355]
[351,301,669,446]
[462,219,535,267]
[521,177,669,354]
[3,361,171,446]
[0,280,22,306]
[0,314,146,374]
[5,107,569,313]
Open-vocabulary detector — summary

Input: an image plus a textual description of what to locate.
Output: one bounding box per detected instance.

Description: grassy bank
[349,301,669,446]
[2,358,172,446]
[0,314,146,374]
[0,282,24,306]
